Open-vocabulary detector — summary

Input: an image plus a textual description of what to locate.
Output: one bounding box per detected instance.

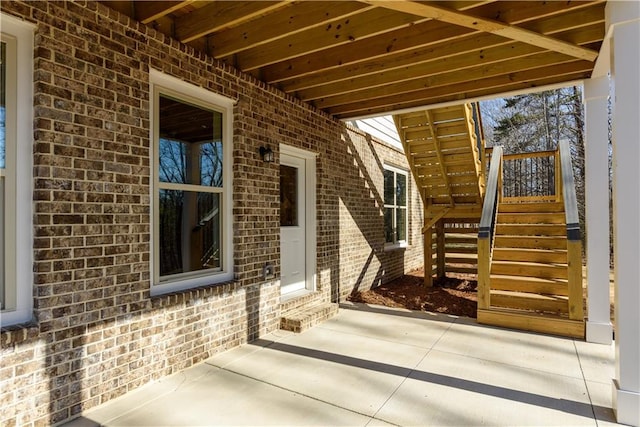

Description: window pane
[158,96,223,187]
[396,173,406,206]
[396,208,406,242]
[280,165,298,226]
[383,169,394,205]
[159,190,221,277]
[384,208,393,243]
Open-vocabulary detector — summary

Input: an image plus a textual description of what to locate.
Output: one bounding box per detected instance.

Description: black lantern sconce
[260,145,274,163]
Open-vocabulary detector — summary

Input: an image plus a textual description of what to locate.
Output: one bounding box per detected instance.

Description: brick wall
[0,1,423,425]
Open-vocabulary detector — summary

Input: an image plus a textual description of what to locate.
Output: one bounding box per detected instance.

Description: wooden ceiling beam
[296,24,600,101]
[135,1,196,24]
[330,61,593,117]
[208,2,373,58]
[295,37,532,99]
[312,51,578,109]
[431,1,497,11]
[175,1,293,44]
[483,0,605,26]
[265,1,603,86]
[283,31,498,93]
[262,20,472,84]
[360,1,599,62]
[521,3,606,35]
[235,7,424,71]
[557,23,605,46]
[338,70,592,119]
[258,1,503,85]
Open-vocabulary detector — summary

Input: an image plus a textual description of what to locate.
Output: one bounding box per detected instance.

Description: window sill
[384,242,408,251]
[1,321,40,346]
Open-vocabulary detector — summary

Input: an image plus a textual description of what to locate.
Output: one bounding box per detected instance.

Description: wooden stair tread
[489,291,570,314]
[494,235,567,250]
[491,262,568,280]
[490,290,568,301]
[490,274,568,285]
[490,274,569,296]
[446,253,477,260]
[498,202,565,213]
[491,260,567,268]
[497,212,566,224]
[492,248,567,263]
[495,224,567,236]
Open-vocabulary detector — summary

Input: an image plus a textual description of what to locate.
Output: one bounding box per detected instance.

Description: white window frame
[383,164,409,250]
[149,70,234,296]
[0,14,34,327]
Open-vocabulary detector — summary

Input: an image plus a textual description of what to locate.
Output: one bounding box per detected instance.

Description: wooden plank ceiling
[102,0,605,119]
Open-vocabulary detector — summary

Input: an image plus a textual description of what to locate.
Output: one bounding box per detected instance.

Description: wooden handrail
[477,146,502,310]
[478,146,503,239]
[502,149,557,161]
[558,138,584,322]
[558,139,580,241]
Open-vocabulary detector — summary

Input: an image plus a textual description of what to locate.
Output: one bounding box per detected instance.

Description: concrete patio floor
[64,303,619,426]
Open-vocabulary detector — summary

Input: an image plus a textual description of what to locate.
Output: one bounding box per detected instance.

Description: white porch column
[583,76,613,345]
[608,1,640,425]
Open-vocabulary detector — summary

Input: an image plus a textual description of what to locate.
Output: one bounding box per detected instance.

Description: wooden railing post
[436,219,445,280]
[477,238,491,309]
[555,147,562,202]
[424,223,433,287]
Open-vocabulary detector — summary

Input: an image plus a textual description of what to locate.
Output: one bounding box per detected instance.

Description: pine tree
[481,87,586,244]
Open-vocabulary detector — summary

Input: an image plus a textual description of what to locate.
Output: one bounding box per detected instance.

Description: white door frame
[280,144,317,294]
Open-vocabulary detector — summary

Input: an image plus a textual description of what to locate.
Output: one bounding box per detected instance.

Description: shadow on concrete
[252,338,609,420]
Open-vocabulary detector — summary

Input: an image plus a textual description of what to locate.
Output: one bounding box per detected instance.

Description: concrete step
[280,302,339,333]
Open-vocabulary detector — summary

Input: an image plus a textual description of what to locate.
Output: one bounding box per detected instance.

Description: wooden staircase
[477,143,585,338]
[394,103,485,285]
[394,104,484,208]
[394,104,585,338]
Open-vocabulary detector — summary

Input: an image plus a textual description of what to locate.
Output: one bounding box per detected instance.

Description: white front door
[280,153,306,295]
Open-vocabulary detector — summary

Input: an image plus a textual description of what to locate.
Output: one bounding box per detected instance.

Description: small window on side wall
[150,71,234,296]
[383,165,408,249]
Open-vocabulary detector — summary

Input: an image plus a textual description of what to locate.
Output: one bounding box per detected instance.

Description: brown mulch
[348,268,478,318]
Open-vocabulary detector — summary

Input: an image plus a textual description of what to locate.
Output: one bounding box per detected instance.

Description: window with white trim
[150,71,234,295]
[383,165,408,248]
[1,15,34,327]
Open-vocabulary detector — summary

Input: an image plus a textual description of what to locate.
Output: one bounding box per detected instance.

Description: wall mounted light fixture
[260,145,274,163]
